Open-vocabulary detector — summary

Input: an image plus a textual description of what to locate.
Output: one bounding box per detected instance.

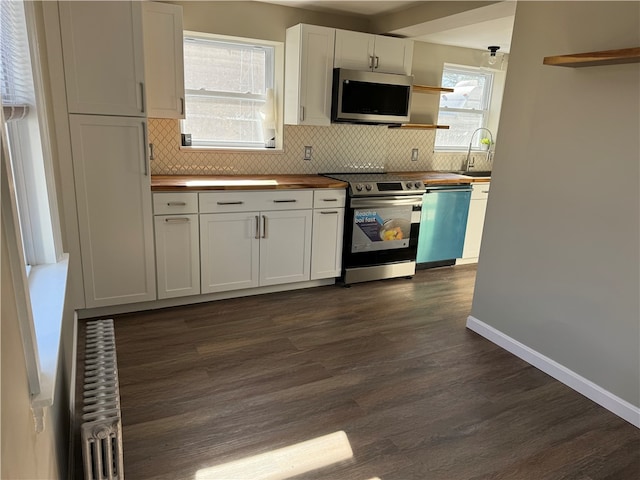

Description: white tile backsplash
[148,118,493,175]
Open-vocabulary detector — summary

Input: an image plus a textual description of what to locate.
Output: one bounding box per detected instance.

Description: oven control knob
[355,184,363,192]
[414,182,422,189]
[365,184,372,191]
[406,182,414,189]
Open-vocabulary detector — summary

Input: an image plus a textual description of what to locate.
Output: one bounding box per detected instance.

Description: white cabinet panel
[311,208,344,280]
[334,29,413,75]
[460,183,490,262]
[69,115,155,307]
[200,212,260,294]
[59,1,145,116]
[259,210,313,286]
[142,2,185,118]
[285,24,335,126]
[154,214,199,299]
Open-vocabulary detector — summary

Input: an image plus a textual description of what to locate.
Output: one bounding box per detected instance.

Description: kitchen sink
[450,170,492,177]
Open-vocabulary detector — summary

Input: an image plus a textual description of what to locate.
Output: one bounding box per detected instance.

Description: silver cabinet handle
[164,217,190,223]
[273,199,297,203]
[374,56,379,69]
[369,55,374,69]
[139,82,145,113]
[482,190,490,194]
[166,201,186,206]
[262,215,267,239]
[320,211,339,215]
[255,215,260,239]
[300,106,305,122]
[141,123,148,176]
[180,97,185,116]
[322,198,338,202]
[216,201,244,205]
[149,142,155,160]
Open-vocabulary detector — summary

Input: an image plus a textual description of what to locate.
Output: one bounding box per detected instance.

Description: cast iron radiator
[81,319,124,480]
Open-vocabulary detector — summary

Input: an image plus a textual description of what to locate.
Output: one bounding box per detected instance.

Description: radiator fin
[81,319,124,480]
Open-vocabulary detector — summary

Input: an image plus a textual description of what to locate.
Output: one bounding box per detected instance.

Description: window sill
[180,146,284,154]
[29,253,69,432]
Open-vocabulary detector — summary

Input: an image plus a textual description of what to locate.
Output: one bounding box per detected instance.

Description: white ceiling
[255,0,516,53]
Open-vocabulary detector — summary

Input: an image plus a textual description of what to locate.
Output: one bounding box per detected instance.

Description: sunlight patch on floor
[194,431,354,480]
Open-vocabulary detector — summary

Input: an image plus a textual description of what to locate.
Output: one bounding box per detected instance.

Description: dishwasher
[417,184,472,268]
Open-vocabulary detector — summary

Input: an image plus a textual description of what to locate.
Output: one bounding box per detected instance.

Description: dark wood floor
[78,265,640,479]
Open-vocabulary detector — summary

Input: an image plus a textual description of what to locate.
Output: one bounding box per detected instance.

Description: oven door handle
[350,196,423,208]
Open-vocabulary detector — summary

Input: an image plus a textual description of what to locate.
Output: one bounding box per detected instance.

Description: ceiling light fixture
[481,45,505,70]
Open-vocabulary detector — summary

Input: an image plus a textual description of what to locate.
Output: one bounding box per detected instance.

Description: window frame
[435,64,495,152]
[181,32,280,150]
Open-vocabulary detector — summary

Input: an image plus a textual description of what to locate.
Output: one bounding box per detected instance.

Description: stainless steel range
[323,173,426,284]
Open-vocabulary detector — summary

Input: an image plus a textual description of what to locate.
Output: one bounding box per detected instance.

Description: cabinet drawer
[153,193,198,214]
[313,189,346,208]
[471,183,490,200]
[200,190,313,213]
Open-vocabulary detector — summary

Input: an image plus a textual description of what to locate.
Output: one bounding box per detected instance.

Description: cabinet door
[259,210,313,286]
[142,2,185,119]
[461,184,490,260]
[334,29,374,70]
[69,115,156,307]
[154,215,199,299]
[200,213,260,294]
[311,208,344,280]
[59,1,145,116]
[284,24,335,126]
[372,36,413,75]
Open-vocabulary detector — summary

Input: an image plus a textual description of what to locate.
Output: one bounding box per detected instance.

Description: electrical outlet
[411,148,419,161]
[303,146,313,161]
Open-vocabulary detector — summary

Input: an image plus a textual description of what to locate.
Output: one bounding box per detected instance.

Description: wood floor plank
[74,265,640,480]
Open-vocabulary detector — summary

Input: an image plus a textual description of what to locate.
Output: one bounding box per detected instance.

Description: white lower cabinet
[459,183,491,263]
[200,212,260,293]
[154,215,200,299]
[311,189,346,279]
[199,190,315,294]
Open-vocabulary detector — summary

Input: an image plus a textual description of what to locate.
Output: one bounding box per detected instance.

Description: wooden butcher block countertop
[151,172,489,192]
[151,174,348,191]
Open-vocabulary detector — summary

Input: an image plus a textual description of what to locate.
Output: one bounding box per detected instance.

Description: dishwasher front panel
[417,187,471,265]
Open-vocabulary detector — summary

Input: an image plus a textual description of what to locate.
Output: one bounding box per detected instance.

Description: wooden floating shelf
[543,47,640,67]
[388,124,450,130]
[412,84,454,94]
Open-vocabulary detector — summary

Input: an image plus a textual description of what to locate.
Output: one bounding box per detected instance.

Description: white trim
[78,277,335,319]
[466,315,640,428]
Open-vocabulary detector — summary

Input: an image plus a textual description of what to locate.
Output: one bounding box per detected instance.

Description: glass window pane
[183,94,265,145]
[436,111,485,149]
[184,39,267,94]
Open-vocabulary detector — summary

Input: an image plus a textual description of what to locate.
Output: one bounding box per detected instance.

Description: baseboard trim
[466,315,640,428]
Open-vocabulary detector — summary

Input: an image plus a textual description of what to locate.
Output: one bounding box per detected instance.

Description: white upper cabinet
[59,1,146,116]
[334,29,413,75]
[284,24,335,126]
[142,2,185,119]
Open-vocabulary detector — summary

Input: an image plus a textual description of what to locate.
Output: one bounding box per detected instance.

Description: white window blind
[1,0,34,120]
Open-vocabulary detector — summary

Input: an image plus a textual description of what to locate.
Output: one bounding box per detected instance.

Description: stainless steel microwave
[331,68,413,125]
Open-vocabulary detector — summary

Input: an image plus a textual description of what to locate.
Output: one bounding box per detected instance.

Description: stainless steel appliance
[417,184,472,268]
[331,69,413,125]
[323,173,425,284]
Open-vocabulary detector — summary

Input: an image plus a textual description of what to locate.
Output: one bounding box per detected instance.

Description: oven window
[352,205,412,253]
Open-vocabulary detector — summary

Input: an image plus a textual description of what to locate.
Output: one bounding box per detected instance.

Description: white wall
[472,1,640,409]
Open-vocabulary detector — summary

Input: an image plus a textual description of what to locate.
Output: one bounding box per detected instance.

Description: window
[182,34,276,149]
[1,0,61,266]
[435,64,494,150]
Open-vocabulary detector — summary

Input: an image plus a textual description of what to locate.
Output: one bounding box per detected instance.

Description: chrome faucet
[465,127,494,172]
